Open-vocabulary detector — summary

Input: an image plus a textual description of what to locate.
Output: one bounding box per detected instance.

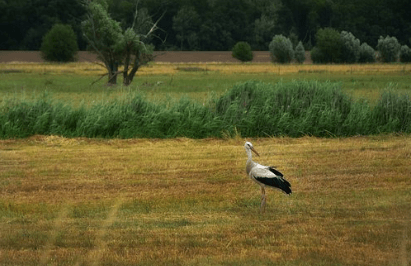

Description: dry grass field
[0,135,410,265]
[1,50,410,77]
[1,61,411,76]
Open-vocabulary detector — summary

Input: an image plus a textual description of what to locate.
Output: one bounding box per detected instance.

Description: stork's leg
[260,186,266,213]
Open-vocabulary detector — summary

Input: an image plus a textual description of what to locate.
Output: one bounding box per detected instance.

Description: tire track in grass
[400,221,410,266]
[39,205,69,266]
[82,197,123,266]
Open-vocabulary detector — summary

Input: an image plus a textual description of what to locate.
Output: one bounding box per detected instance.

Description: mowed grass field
[0,62,411,265]
[0,136,410,265]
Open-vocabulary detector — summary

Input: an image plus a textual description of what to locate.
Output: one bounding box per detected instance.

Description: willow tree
[81,0,160,85]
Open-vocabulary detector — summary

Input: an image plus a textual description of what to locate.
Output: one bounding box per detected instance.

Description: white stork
[244,141,291,212]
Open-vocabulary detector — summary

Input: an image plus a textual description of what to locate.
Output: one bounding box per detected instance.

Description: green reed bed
[1,81,410,139]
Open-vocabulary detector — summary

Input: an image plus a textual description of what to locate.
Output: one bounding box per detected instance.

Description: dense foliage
[294,41,305,64]
[1,0,410,51]
[269,35,294,63]
[1,81,410,139]
[40,24,78,62]
[377,36,401,62]
[400,45,411,63]
[312,29,380,64]
[232,42,254,62]
[312,28,342,63]
[358,43,377,63]
[340,31,361,63]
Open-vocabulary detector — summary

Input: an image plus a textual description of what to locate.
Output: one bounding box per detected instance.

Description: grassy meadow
[0,62,410,265]
[1,62,411,104]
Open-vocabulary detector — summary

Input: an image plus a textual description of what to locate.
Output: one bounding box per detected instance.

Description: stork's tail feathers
[281,179,292,195]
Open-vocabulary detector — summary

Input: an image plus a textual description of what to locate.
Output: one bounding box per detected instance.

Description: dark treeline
[1,0,410,51]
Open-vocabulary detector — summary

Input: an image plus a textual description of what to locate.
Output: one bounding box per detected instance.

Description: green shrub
[377,36,400,62]
[358,43,376,63]
[400,45,411,63]
[294,41,305,64]
[315,28,342,63]
[269,35,294,63]
[40,24,78,62]
[232,42,253,62]
[340,31,360,63]
[310,47,325,64]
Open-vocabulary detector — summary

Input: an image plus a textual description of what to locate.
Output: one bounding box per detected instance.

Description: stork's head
[244,141,260,156]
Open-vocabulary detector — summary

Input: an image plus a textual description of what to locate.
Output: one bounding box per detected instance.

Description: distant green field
[1,65,411,104]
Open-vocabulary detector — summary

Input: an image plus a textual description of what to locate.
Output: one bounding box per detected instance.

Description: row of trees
[310,29,411,63]
[232,29,411,64]
[1,0,410,51]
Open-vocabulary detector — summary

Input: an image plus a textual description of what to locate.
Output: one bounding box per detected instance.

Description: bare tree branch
[91,70,124,86]
[90,73,108,86]
[131,0,140,30]
[143,11,165,39]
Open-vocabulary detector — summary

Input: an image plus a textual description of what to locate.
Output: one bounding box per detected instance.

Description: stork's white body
[244,142,291,212]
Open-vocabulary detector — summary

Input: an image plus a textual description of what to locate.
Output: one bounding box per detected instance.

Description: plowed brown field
[0,50,312,63]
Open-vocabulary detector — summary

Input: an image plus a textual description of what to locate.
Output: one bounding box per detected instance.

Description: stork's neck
[245,148,253,163]
[245,148,254,175]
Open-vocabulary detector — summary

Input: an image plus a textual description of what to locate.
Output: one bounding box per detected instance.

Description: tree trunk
[123,67,139,86]
[123,63,140,86]
[123,47,131,83]
[123,51,141,86]
[108,62,118,85]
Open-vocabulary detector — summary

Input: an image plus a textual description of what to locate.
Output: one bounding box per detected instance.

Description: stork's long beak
[251,147,260,157]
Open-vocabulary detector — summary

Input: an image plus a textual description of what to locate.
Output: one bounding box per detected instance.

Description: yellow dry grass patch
[1,62,411,76]
[172,62,411,75]
[0,136,410,265]
[0,62,106,76]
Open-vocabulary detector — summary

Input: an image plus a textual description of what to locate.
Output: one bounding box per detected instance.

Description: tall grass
[215,81,353,136]
[1,81,410,138]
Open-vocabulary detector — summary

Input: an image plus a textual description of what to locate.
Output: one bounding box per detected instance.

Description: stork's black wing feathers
[268,166,283,177]
[254,176,292,194]
[250,165,292,194]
